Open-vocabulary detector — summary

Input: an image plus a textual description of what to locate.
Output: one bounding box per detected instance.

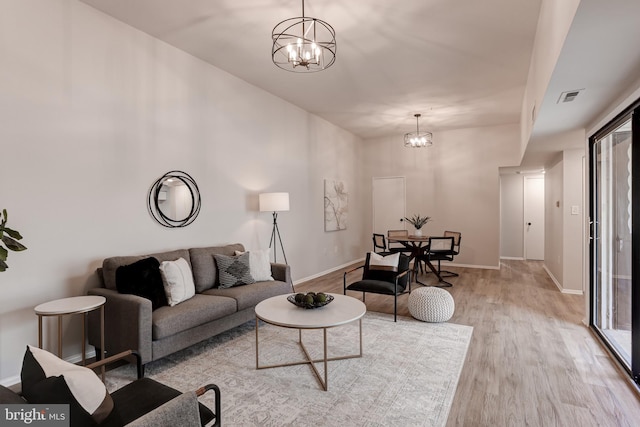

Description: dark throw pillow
[115,257,168,310]
[21,345,115,427]
[213,252,255,289]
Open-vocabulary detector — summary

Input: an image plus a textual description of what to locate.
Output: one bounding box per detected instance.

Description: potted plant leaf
[404,214,431,237]
[1,209,27,272]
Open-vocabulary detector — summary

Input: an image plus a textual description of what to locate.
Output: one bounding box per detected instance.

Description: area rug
[105,312,473,427]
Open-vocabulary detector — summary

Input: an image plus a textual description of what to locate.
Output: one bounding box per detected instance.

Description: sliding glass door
[590,100,640,383]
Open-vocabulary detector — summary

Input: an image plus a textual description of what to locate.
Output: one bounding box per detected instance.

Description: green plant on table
[0,209,27,272]
[404,214,431,230]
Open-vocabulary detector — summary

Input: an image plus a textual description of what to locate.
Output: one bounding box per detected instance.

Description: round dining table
[388,235,453,286]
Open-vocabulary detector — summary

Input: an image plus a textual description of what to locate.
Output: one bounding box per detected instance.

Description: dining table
[388,235,453,287]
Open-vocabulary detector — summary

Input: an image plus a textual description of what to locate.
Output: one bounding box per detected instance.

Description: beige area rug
[105,312,473,427]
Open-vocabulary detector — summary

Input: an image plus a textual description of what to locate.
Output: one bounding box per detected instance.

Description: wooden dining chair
[387,230,411,254]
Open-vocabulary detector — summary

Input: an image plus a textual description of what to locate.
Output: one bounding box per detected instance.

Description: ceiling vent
[557,89,584,104]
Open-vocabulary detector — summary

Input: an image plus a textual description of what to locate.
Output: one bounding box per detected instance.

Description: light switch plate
[571,205,580,215]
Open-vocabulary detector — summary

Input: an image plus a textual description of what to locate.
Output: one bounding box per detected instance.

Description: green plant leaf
[0,259,7,272]
[3,227,23,240]
[1,235,27,252]
[0,246,7,261]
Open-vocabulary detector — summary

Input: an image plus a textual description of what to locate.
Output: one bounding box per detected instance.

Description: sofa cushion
[213,252,255,288]
[203,280,292,311]
[235,249,274,282]
[21,345,114,426]
[160,257,196,306]
[102,249,191,291]
[189,244,245,293]
[116,257,168,310]
[151,294,237,340]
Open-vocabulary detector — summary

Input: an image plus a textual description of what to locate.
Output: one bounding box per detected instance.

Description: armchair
[343,252,411,321]
[1,347,220,427]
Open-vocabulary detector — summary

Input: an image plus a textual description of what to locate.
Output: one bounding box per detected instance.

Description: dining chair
[372,233,392,255]
[387,229,411,254]
[441,231,462,277]
[424,236,456,287]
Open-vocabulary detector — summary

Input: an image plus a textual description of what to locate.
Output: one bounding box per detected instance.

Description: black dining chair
[422,236,455,287]
[372,233,392,255]
[441,231,462,277]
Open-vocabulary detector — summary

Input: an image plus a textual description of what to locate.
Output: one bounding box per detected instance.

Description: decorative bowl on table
[287,292,334,309]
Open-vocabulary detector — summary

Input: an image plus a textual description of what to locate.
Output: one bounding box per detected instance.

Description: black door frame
[589,96,640,384]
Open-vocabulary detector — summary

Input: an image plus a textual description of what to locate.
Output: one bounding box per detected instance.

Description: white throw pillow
[160,257,196,306]
[235,249,274,281]
[369,252,400,271]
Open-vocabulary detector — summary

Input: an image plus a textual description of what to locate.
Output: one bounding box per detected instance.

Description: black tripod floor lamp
[259,192,289,264]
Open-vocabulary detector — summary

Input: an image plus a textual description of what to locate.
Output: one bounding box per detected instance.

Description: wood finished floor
[295,259,640,427]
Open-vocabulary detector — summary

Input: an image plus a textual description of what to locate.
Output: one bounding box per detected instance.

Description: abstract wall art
[324,179,348,231]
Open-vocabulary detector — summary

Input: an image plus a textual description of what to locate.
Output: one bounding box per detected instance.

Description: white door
[373,177,406,235]
[524,176,545,260]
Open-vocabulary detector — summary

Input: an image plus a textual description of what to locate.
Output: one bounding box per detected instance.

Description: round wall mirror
[148,171,201,228]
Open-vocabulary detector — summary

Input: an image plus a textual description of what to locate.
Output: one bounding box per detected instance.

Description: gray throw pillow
[213,252,256,288]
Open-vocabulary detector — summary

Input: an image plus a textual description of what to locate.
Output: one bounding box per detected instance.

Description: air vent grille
[557,89,584,103]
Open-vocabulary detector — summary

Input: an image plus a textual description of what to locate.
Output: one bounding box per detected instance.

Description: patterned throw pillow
[213,252,256,288]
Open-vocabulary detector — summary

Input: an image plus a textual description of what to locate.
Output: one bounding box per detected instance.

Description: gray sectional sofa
[87,243,292,366]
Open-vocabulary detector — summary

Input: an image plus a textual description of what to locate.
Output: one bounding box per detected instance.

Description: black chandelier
[271,0,336,72]
[404,114,433,148]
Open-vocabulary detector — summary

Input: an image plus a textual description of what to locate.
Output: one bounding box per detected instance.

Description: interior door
[524,176,545,260]
[373,177,406,236]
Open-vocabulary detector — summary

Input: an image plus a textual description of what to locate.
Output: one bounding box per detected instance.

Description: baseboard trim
[500,256,525,260]
[543,264,584,295]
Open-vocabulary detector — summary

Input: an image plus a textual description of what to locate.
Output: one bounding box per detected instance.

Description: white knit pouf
[408,287,455,322]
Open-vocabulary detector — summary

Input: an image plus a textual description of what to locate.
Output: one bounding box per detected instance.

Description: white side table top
[34,295,106,315]
[255,293,366,329]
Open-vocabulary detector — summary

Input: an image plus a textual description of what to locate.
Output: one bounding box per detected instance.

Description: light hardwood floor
[295,259,640,427]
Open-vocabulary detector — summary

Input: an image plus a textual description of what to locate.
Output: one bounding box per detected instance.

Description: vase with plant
[404,214,431,237]
[1,209,27,272]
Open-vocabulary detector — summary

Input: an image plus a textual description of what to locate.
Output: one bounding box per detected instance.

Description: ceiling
[80,0,640,169]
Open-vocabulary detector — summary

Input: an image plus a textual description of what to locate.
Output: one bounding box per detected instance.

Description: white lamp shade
[259,192,290,212]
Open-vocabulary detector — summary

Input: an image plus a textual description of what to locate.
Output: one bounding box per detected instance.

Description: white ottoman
[408,287,455,322]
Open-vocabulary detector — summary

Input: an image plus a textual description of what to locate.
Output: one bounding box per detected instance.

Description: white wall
[543,136,585,294]
[562,148,585,293]
[545,157,564,282]
[0,0,367,383]
[362,124,521,269]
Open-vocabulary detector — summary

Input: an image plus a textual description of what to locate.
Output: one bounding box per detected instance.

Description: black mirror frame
[148,170,201,228]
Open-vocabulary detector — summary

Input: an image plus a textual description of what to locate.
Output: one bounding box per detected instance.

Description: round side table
[34,295,106,367]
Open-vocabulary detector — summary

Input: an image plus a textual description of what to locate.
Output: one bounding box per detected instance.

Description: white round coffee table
[35,295,106,366]
[255,293,366,390]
